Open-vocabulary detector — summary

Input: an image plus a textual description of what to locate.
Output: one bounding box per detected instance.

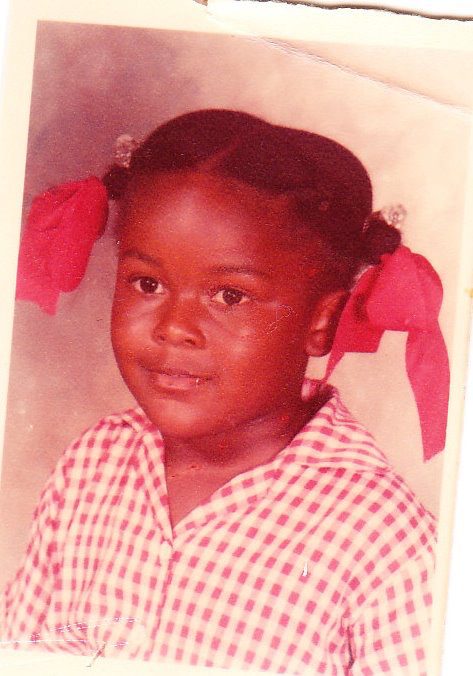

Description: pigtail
[102,164,130,201]
[324,200,450,460]
[15,133,141,314]
[360,210,402,264]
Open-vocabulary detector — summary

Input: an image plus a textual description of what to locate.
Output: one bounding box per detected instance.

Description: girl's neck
[162,392,330,528]
[163,397,319,476]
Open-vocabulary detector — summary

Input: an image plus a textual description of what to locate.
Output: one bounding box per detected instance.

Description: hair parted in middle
[103,109,401,291]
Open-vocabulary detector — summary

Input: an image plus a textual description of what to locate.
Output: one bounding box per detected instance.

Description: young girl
[2,109,447,674]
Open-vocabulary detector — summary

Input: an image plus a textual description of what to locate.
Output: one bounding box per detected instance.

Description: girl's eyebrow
[121,251,271,280]
[121,249,162,266]
[208,265,271,280]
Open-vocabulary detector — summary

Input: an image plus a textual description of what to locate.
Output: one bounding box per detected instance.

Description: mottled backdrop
[1,21,471,588]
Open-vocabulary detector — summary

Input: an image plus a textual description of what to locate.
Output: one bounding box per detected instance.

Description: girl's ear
[305,290,348,357]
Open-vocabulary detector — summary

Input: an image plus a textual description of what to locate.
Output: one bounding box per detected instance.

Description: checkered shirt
[1,387,435,674]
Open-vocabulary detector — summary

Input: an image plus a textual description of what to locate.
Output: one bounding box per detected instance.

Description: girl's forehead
[125,170,288,217]
[121,170,315,252]
[118,171,322,280]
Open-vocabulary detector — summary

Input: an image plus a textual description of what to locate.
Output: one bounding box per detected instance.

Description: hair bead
[102,134,138,200]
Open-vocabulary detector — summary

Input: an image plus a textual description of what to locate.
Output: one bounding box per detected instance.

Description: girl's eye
[212,288,250,307]
[131,277,165,295]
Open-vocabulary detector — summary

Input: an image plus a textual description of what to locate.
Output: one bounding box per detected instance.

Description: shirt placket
[130,430,175,659]
[145,462,280,663]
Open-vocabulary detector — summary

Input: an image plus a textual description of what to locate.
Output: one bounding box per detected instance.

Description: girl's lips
[147,367,212,392]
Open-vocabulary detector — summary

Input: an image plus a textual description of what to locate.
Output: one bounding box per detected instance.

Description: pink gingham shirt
[1,388,435,674]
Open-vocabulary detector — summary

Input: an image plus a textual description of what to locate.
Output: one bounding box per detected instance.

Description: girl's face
[111,171,335,440]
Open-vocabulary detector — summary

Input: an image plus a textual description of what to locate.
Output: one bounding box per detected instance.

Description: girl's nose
[152,296,205,349]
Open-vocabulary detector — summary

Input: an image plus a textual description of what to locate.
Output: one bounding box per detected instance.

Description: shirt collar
[117,379,390,475]
[280,382,390,474]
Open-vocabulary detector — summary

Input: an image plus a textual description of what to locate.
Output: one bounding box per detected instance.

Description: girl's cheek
[214,305,290,347]
[112,295,146,342]
[116,308,153,342]
[113,281,148,316]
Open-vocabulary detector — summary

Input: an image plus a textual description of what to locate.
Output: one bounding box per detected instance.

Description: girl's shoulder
[284,386,437,537]
[288,384,392,475]
[52,406,157,483]
[21,407,157,539]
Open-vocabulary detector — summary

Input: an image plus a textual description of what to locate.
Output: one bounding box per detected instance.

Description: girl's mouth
[147,367,211,392]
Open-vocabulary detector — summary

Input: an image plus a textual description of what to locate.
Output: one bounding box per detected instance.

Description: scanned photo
[1,9,472,675]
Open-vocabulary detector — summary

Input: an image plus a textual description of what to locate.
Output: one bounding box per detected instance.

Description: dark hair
[103,109,401,289]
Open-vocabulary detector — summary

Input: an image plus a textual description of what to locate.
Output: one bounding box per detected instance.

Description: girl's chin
[139,400,230,441]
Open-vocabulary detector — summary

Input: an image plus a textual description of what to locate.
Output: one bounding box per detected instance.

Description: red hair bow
[15,177,109,314]
[325,245,450,460]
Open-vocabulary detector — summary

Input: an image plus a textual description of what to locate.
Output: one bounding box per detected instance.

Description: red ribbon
[15,177,109,314]
[325,245,450,460]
